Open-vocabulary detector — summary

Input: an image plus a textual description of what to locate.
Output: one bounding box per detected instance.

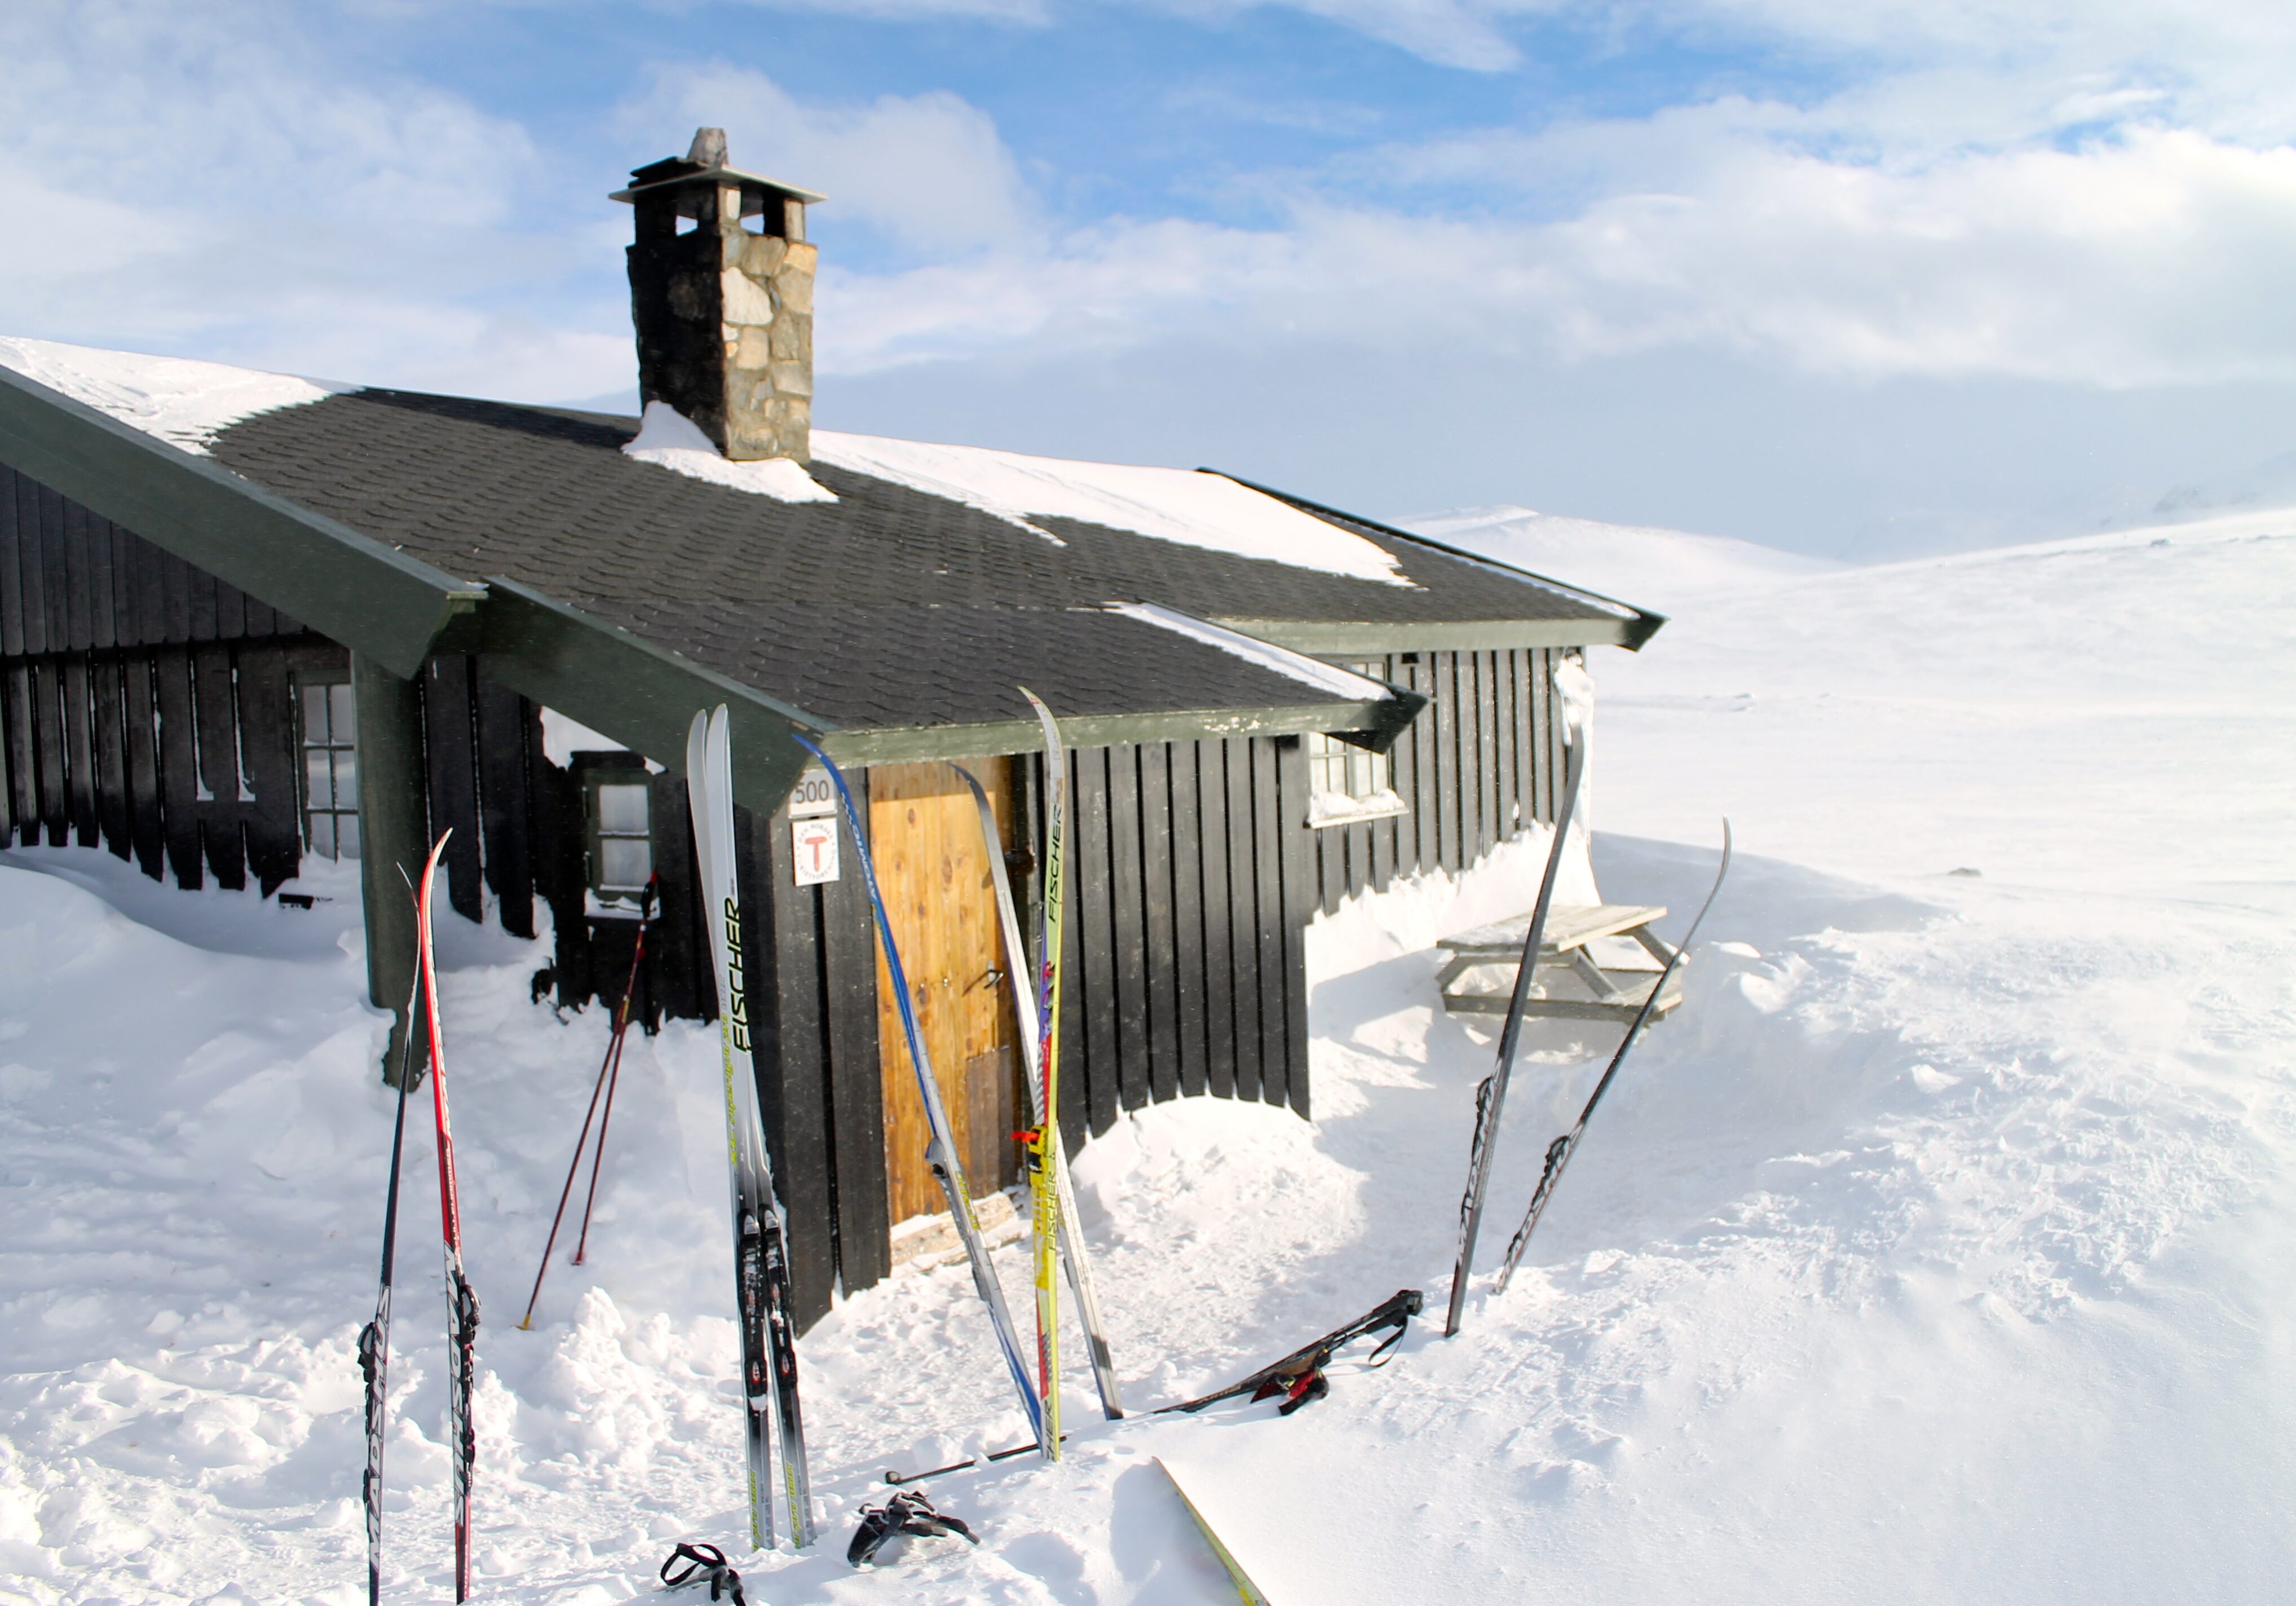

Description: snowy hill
[1403,503,1840,613]
[3,507,2294,1602]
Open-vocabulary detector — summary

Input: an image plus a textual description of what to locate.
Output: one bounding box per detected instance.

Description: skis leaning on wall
[1443,728,1588,1337]
[687,707,814,1551]
[796,735,1049,1454]
[1021,689,1125,1415]
[359,834,452,1606]
[1495,822,1733,1291]
[410,828,482,1604]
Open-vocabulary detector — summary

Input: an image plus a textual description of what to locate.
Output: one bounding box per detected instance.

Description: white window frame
[1303,660,1409,829]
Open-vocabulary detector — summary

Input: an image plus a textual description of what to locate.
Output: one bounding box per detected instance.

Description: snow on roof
[0,336,347,457]
[621,402,838,504]
[1105,602,1394,699]
[813,431,1414,587]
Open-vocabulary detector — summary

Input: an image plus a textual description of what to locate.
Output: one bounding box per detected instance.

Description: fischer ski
[411,829,480,1604]
[795,735,1047,1453]
[687,708,814,1551]
[519,873,659,1330]
[1443,729,1587,1337]
[1495,822,1733,1290]
[360,835,451,1606]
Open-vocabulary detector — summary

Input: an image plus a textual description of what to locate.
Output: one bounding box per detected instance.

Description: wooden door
[870,758,1025,1226]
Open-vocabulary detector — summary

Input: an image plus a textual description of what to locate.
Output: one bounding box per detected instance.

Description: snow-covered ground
[5,504,2294,1604]
[1403,503,1842,614]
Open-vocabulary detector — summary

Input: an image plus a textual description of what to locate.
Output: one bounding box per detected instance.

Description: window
[299,681,359,858]
[1304,661,1409,829]
[581,756,654,912]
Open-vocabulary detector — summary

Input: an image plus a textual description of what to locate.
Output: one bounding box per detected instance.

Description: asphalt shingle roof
[205,389,1633,732]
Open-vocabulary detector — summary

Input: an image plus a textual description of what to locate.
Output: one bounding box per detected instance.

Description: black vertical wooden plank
[1167,740,1208,1100]
[105,526,135,648]
[214,580,247,641]
[243,584,277,639]
[741,804,837,1328]
[1056,769,1089,1151]
[1410,657,1438,871]
[0,667,12,845]
[1276,735,1314,1118]
[1432,652,1458,871]
[154,647,201,886]
[1480,650,1502,857]
[818,768,889,1295]
[1224,736,1264,1102]
[236,646,300,894]
[37,485,68,656]
[1459,648,1483,862]
[1138,742,1180,1107]
[16,476,48,656]
[62,659,96,845]
[136,537,168,649]
[474,678,537,939]
[1250,738,1287,1107]
[1195,739,1237,1100]
[91,659,128,859]
[123,656,164,877]
[531,742,590,1007]
[1550,651,1569,826]
[421,656,483,923]
[8,665,40,845]
[1107,744,1151,1113]
[1074,747,1121,1136]
[188,565,219,642]
[645,772,699,1020]
[61,502,92,652]
[1370,668,1397,891]
[90,512,119,651]
[31,662,66,845]
[191,644,245,889]
[0,466,22,658]
[158,550,190,643]
[1487,647,1506,841]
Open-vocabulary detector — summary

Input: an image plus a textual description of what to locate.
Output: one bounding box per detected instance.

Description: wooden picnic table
[1435,903,1681,1023]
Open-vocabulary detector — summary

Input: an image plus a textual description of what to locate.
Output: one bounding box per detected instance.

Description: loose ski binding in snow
[847,1492,980,1567]
[1157,1288,1423,1418]
[660,1542,747,1605]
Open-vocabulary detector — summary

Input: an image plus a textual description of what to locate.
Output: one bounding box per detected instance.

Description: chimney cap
[610,126,827,207]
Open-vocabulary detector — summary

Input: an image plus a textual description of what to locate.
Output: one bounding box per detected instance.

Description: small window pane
[332,749,359,809]
[599,836,651,890]
[308,813,335,858]
[306,749,333,810]
[597,782,650,835]
[337,813,361,858]
[328,683,357,743]
[302,685,329,743]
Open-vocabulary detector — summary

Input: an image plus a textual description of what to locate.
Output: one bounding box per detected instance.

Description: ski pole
[519,876,657,1326]
[575,875,659,1264]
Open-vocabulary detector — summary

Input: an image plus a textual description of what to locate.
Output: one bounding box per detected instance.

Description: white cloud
[615,63,1040,255]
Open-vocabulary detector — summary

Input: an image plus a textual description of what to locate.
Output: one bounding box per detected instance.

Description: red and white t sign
[791,817,840,885]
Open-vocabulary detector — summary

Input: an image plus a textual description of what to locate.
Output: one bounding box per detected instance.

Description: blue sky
[6,1,2295,557]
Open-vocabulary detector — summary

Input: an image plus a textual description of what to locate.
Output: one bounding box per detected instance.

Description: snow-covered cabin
[0,130,1660,1330]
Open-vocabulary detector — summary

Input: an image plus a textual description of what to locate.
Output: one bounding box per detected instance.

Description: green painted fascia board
[815,690,1423,767]
[474,579,834,813]
[1200,468,1669,652]
[1212,617,1650,654]
[0,365,486,677]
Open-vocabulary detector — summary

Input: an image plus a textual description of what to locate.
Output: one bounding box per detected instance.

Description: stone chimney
[612,128,823,462]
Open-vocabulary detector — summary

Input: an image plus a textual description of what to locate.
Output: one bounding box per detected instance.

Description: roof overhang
[0,363,485,680]
[813,691,1423,767]
[1215,615,1662,654]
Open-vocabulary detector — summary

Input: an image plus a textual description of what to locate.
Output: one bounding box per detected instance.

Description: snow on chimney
[612,127,824,462]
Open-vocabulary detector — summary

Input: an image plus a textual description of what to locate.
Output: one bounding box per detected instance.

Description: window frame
[295,676,361,859]
[1302,660,1409,830]
[576,751,656,916]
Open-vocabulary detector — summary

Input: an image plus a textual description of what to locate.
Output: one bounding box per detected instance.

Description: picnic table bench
[1435,903,1682,1024]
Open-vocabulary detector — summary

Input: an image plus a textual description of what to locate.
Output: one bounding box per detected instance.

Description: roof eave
[1212,615,1662,653]
[0,364,485,678]
[815,692,1425,767]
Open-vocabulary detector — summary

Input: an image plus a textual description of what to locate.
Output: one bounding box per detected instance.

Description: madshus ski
[1443,731,1587,1336]
[418,830,482,1604]
[796,735,1048,1453]
[1495,822,1732,1291]
[360,834,451,1606]
[948,698,1125,1443]
[688,708,813,1551]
